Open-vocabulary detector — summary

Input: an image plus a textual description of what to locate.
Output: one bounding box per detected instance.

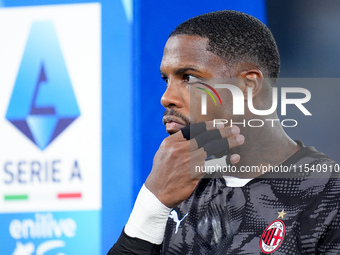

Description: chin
[167,130,177,135]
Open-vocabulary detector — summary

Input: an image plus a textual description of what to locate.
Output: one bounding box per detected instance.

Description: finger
[181,121,233,141]
[190,149,209,178]
[195,129,222,148]
[205,120,226,130]
[190,126,240,151]
[203,139,229,158]
[181,122,207,140]
[228,134,245,149]
[228,154,241,165]
[199,134,244,158]
[226,154,232,165]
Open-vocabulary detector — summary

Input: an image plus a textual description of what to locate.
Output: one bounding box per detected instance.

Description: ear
[237,69,264,101]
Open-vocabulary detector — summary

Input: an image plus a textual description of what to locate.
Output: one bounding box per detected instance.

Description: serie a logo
[6,21,80,150]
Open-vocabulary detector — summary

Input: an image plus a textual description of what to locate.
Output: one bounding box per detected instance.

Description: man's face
[160,35,232,135]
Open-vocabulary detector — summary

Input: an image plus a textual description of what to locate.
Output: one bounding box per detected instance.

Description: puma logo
[169,210,188,234]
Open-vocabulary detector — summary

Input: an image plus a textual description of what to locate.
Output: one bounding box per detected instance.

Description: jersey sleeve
[107,230,161,255]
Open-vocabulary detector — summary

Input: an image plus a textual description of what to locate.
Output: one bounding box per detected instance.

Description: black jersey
[109,142,340,255]
[162,143,340,254]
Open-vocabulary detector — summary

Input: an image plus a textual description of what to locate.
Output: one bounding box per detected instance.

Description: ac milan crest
[260,220,285,254]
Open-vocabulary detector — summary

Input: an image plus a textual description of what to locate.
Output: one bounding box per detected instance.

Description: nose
[161,81,185,109]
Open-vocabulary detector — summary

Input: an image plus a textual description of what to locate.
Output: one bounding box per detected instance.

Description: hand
[145,121,245,208]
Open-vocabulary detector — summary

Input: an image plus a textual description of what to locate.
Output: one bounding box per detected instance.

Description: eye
[183,74,201,85]
[161,75,169,85]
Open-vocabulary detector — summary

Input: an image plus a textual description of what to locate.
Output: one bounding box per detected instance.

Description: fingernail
[230,154,240,163]
[231,126,240,134]
[236,135,244,143]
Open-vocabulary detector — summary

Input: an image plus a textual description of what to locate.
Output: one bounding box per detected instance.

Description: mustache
[163,109,190,126]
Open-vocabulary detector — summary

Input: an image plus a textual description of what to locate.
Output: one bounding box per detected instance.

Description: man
[108,10,340,254]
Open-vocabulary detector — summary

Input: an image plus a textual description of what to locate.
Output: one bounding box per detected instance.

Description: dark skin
[145,35,300,208]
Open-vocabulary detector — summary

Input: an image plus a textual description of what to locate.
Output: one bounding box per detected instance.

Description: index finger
[181,120,227,140]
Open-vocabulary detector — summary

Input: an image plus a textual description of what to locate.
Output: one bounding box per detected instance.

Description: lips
[163,115,187,134]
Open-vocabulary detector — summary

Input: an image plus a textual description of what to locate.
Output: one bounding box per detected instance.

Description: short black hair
[170,10,280,80]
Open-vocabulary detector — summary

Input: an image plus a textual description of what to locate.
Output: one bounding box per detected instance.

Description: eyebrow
[160,67,202,77]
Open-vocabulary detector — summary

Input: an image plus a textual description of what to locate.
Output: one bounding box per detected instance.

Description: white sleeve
[124,184,172,244]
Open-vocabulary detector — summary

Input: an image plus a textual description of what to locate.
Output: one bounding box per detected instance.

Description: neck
[228,115,300,178]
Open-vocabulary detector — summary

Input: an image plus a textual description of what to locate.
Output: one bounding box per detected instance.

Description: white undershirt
[205,156,253,187]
